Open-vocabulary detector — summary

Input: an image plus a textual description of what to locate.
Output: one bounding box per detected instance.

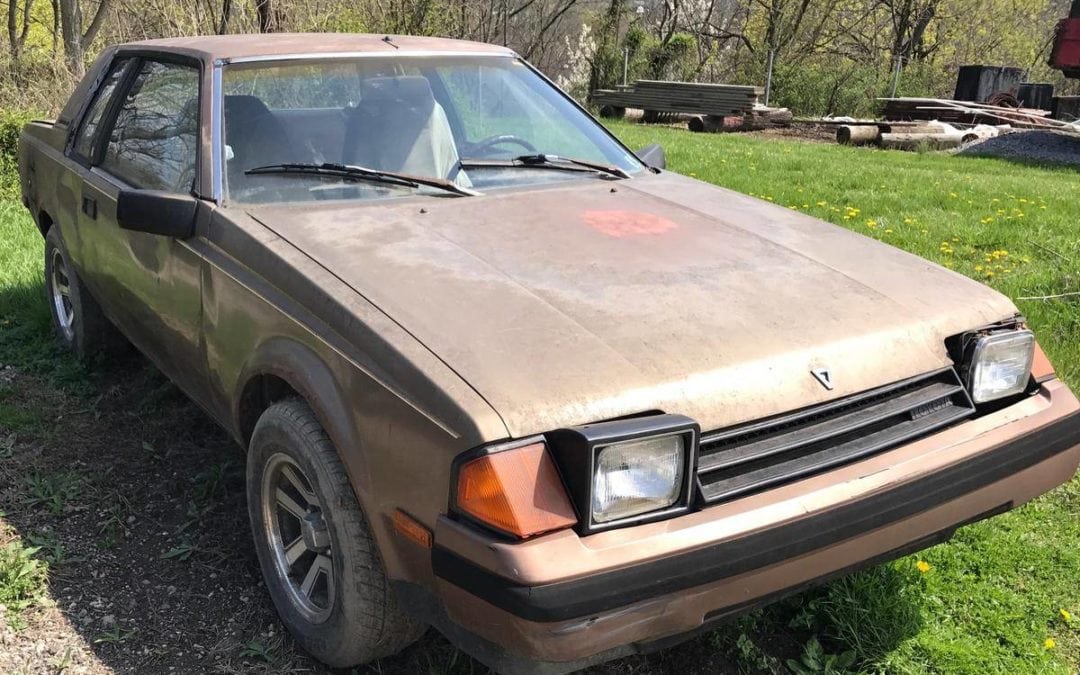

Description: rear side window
[100,60,199,192]
[72,59,129,161]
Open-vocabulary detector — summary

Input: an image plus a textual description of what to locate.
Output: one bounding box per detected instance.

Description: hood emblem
[811,367,834,390]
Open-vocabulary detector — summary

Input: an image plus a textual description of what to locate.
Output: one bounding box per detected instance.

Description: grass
[606,120,1080,674]
[0,126,1077,672]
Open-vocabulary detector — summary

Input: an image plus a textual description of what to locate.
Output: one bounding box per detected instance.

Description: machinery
[1050,0,1080,78]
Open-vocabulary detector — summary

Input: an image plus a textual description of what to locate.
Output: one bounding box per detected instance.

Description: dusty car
[16,33,1080,674]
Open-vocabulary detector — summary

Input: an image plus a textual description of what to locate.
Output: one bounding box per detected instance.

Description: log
[880,132,965,151]
[598,105,625,119]
[837,125,880,145]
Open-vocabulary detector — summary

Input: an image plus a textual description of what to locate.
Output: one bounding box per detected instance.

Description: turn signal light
[455,442,577,539]
[1032,341,1056,383]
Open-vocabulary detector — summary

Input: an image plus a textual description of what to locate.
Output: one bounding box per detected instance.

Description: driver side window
[99,60,200,193]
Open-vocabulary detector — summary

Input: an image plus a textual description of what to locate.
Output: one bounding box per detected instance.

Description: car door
[73,56,211,402]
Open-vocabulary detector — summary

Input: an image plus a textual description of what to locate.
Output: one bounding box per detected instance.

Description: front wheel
[247,398,425,667]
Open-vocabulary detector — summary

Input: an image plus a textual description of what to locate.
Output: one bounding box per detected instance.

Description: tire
[43,227,126,361]
[247,398,426,667]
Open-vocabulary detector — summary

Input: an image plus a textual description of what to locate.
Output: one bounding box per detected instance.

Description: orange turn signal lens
[455,442,578,539]
[1032,341,1056,383]
[392,509,432,549]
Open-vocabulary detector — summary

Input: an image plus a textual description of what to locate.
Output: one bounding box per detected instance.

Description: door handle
[82,196,97,220]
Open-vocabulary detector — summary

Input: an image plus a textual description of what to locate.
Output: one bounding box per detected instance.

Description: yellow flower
[817,201,827,207]
[1044,638,1056,650]
[884,229,893,234]
[1061,608,1073,623]
[916,560,931,573]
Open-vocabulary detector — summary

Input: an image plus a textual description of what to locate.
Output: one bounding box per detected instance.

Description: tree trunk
[255,0,279,32]
[58,0,115,76]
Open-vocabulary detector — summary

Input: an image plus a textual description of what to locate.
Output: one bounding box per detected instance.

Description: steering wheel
[467,134,538,157]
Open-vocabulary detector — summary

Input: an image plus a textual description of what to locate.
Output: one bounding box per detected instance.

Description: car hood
[247,172,1019,437]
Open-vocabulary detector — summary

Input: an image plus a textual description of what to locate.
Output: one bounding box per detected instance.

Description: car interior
[223,74,468,197]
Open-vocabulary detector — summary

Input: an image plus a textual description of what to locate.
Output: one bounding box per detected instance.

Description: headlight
[592,435,685,523]
[966,330,1035,403]
[546,415,698,533]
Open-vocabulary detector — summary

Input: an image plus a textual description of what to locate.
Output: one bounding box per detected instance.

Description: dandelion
[1061,608,1073,623]
[916,560,931,573]
[817,201,827,207]
[884,228,893,234]
[866,219,878,228]
[1044,638,1056,650]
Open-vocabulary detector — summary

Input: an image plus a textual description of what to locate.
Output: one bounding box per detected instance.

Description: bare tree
[7,0,35,75]
[58,0,115,74]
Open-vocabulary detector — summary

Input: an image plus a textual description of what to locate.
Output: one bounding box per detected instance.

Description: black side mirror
[635,144,666,170]
[116,190,198,238]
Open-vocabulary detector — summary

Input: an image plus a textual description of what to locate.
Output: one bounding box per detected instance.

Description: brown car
[16,33,1080,674]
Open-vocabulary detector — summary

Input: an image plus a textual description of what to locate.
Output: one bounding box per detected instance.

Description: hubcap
[261,454,335,622]
[49,249,75,342]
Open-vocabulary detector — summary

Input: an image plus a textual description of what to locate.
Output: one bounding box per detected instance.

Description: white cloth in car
[346,76,471,187]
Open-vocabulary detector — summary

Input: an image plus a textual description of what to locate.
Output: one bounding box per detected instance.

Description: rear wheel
[247,398,425,667]
[44,227,126,361]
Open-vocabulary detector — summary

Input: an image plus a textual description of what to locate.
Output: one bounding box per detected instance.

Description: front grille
[696,368,974,504]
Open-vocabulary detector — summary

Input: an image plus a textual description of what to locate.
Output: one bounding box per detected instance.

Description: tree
[58,0,114,75]
[7,0,35,76]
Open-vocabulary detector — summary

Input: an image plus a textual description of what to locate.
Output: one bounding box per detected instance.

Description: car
[16,32,1080,674]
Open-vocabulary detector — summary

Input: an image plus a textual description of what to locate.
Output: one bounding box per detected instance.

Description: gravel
[959,129,1080,167]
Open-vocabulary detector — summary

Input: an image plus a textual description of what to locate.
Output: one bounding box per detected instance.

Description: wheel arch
[36,209,54,237]
[236,337,372,498]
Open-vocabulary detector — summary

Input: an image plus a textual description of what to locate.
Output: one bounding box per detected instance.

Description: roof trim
[217,50,517,65]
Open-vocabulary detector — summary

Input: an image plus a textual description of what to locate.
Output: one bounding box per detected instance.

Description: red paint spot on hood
[582,210,678,238]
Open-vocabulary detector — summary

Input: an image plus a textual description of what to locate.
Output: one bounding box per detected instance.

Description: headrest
[224,95,274,123]
[359,76,435,113]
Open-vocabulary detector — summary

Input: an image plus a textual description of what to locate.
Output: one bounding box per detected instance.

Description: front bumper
[427,380,1080,674]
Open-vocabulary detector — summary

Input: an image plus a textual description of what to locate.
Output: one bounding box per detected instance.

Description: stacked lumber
[593,80,762,118]
[879,97,1066,130]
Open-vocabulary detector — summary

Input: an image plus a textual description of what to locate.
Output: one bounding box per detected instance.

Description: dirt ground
[0,356,762,675]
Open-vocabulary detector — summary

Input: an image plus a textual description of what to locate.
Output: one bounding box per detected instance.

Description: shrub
[0,109,39,200]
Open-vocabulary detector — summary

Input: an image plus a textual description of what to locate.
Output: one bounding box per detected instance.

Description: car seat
[343,76,467,184]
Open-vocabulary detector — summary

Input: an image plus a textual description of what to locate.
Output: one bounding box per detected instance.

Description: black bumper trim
[433,411,1080,623]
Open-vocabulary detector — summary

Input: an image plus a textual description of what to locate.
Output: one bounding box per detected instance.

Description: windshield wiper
[245,163,480,197]
[460,154,630,179]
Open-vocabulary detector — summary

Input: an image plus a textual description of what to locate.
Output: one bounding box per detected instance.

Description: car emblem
[811,367,834,390]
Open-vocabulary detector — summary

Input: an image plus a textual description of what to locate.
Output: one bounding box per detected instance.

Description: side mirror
[635,144,666,170]
[116,190,198,238]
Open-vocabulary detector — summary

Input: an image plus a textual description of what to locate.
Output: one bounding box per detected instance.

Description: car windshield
[221,56,644,204]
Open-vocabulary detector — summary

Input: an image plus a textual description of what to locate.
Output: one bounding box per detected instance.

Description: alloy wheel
[261,453,335,623]
[49,249,75,342]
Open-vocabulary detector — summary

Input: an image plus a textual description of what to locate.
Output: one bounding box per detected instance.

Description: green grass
[0,128,1077,672]
[0,534,49,630]
[608,120,1080,674]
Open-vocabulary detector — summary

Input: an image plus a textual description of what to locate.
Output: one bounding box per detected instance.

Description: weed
[786,638,857,675]
[161,539,198,561]
[240,639,275,663]
[0,537,49,628]
[193,458,239,503]
[25,529,80,566]
[93,626,137,644]
[24,471,81,516]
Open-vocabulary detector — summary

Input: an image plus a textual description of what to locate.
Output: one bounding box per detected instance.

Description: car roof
[119,33,517,63]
